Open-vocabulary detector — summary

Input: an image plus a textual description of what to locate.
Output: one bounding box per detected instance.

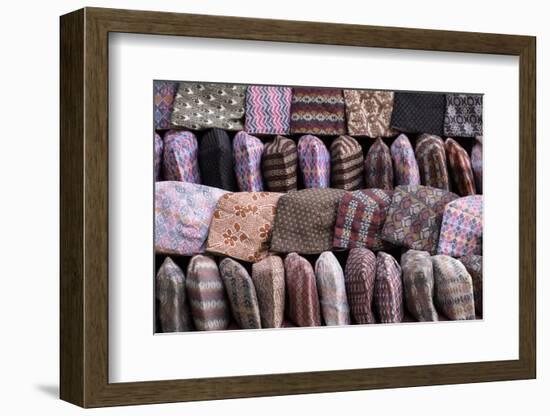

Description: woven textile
[154,81,178,130]
[154,132,163,181]
[343,90,396,137]
[206,192,282,262]
[290,87,346,135]
[245,85,292,135]
[471,136,483,194]
[233,131,265,192]
[459,254,483,316]
[156,257,193,332]
[344,248,377,324]
[445,138,476,197]
[415,134,449,190]
[251,256,286,328]
[186,255,231,331]
[219,258,261,329]
[333,188,393,251]
[162,130,201,183]
[262,135,298,192]
[390,92,446,135]
[199,128,237,191]
[374,252,404,323]
[271,188,345,254]
[381,185,459,254]
[330,135,364,190]
[155,181,227,255]
[444,94,483,137]
[297,135,331,189]
[171,83,246,130]
[284,253,322,327]
[364,138,394,190]
[401,250,438,321]
[315,252,351,326]
[391,134,421,186]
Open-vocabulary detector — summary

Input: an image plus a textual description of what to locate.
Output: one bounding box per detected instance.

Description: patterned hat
[444,94,483,137]
[162,130,201,183]
[333,188,393,251]
[271,188,345,254]
[364,138,393,190]
[154,81,178,130]
[401,250,438,321]
[415,134,449,190]
[171,82,246,130]
[445,138,476,196]
[206,192,282,263]
[219,258,261,329]
[199,128,237,191]
[251,256,286,328]
[297,135,331,189]
[374,252,404,323]
[344,248,377,324]
[233,131,265,192]
[330,135,364,190]
[186,255,231,331]
[284,253,322,327]
[381,185,459,254]
[471,136,483,194]
[390,92,446,135]
[437,195,483,257]
[154,132,163,181]
[459,254,483,316]
[315,252,351,326]
[262,135,298,192]
[245,85,292,135]
[390,134,421,186]
[343,90,396,137]
[431,255,476,320]
[155,181,227,256]
[156,257,193,332]
[290,87,346,135]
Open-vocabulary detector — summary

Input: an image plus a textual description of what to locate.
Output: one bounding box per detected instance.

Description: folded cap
[391,134,421,186]
[364,138,394,189]
[445,138,476,196]
[251,256,286,328]
[233,131,265,191]
[245,85,292,135]
[271,188,346,254]
[154,81,178,130]
[330,135,364,190]
[154,132,163,181]
[344,248,377,324]
[459,254,483,316]
[297,135,331,189]
[471,136,483,193]
[444,94,483,137]
[199,128,237,191]
[162,130,201,183]
[401,250,438,321]
[343,90,396,137]
[262,135,298,192]
[156,257,193,332]
[374,252,404,323]
[415,134,449,190]
[390,92,446,135]
[315,252,351,326]
[290,87,346,135]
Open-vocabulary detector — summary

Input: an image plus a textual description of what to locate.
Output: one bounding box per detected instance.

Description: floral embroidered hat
[162,130,201,183]
[343,90,396,137]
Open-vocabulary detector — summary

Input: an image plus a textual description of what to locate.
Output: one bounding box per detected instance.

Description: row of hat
[154,81,483,139]
[155,129,483,196]
[156,248,482,333]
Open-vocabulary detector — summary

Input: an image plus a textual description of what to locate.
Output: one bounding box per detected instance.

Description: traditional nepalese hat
[444,94,483,137]
[445,138,476,196]
[374,252,404,323]
[199,128,237,191]
[364,138,393,190]
[271,188,345,254]
[297,134,330,189]
[219,258,261,329]
[233,131,265,192]
[156,257,193,332]
[155,181,227,256]
[343,90,396,137]
[381,185,459,254]
[330,135,364,190]
[154,132,163,181]
[390,92,446,135]
[437,195,483,257]
[162,130,201,183]
[344,248,377,324]
[284,253,322,327]
[251,255,286,328]
[431,255,476,320]
[459,254,483,316]
[333,188,394,251]
[471,136,483,194]
[315,252,351,326]
[153,81,178,130]
[186,255,231,331]
[206,192,282,263]
[245,85,292,135]
[415,134,449,190]
[290,87,346,135]
[262,135,298,192]
[401,250,438,322]
[391,134,421,186]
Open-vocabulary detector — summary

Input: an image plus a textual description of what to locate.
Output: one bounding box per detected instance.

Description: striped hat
[199,128,237,191]
[315,252,351,326]
[156,257,193,332]
[364,138,393,190]
[374,252,404,323]
[471,136,483,193]
[344,248,377,324]
[343,90,396,137]
[162,130,201,183]
[415,134,449,190]
[390,92,446,135]
[290,87,346,135]
[445,138,476,196]
[251,256,286,328]
[153,81,178,130]
[233,131,265,192]
[154,132,163,181]
[401,250,438,321]
[297,135,330,189]
[284,253,322,327]
[391,134,421,186]
[186,255,231,331]
[245,85,292,135]
[459,254,483,316]
[262,136,298,192]
[330,135,364,190]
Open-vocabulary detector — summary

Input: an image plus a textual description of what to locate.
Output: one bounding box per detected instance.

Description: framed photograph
[60,7,536,408]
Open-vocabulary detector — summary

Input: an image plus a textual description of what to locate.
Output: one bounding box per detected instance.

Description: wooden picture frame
[60,7,536,408]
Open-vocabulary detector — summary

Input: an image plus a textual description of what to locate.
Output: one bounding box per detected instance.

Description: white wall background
[0,0,546,414]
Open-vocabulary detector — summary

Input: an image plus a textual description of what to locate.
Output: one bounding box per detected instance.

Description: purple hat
[374,252,404,323]
[233,131,265,192]
[153,81,178,130]
[154,132,163,181]
[391,134,421,186]
[364,138,393,190]
[245,85,292,135]
[162,130,201,183]
[344,248,377,324]
[297,134,330,188]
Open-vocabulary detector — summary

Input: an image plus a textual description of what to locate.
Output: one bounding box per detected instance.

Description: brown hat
[251,256,286,328]
[330,135,364,191]
[262,135,298,192]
